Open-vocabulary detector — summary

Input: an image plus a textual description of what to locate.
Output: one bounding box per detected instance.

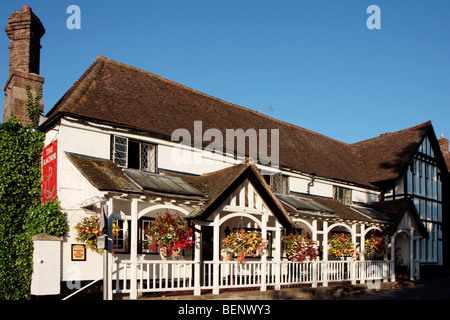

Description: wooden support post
[360,224,366,284]
[274,221,281,290]
[322,221,328,287]
[312,220,318,288]
[130,198,138,299]
[194,223,202,295]
[390,235,396,282]
[213,211,220,294]
[260,212,267,292]
[107,199,114,300]
[414,236,420,280]
[351,224,357,285]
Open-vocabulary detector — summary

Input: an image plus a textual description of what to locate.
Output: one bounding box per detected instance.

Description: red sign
[42,140,57,203]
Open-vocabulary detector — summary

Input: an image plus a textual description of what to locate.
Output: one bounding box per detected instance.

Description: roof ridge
[351,120,431,146]
[96,55,351,147]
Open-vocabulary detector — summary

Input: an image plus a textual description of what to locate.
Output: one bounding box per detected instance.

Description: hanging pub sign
[42,139,58,203]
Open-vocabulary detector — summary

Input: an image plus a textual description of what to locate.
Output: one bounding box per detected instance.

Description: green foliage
[27,199,68,238]
[0,115,67,300]
[25,85,43,129]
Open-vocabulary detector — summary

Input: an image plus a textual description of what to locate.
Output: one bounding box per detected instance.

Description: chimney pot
[22,5,31,11]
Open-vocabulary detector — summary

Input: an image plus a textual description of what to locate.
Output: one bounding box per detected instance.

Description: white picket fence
[112,259,397,297]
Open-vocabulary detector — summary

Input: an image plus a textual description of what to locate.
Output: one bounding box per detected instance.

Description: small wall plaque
[71,244,86,261]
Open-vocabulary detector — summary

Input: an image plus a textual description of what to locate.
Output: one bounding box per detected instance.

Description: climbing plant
[0,87,67,300]
[25,84,43,129]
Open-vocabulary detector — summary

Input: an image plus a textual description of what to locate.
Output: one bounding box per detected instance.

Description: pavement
[136,274,450,301]
[338,273,450,300]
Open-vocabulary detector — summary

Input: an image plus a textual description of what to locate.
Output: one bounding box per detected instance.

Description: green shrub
[0,115,67,300]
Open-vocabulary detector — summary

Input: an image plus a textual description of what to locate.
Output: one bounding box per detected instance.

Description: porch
[109,258,405,299]
[99,164,425,299]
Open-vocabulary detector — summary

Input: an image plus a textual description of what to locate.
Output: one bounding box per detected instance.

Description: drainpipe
[307,174,316,194]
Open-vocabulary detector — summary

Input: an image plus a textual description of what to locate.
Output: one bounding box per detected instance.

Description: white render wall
[44,121,107,282]
[31,237,62,296]
[60,125,110,159]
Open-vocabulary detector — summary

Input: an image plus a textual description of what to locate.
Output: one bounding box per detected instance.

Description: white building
[3,7,449,300]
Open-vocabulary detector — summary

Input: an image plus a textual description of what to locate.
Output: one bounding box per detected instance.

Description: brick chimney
[438,133,449,157]
[3,6,45,125]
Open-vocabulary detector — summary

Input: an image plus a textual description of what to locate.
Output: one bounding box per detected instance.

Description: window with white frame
[112,219,130,253]
[111,135,157,172]
[139,218,158,254]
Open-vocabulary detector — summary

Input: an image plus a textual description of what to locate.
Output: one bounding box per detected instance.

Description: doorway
[201,226,214,261]
[394,232,410,278]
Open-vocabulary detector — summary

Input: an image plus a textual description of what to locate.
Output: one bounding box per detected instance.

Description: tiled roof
[66,152,141,194]
[45,56,436,188]
[444,156,450,173]
[123,169,204,197]
[44,56,366,186]
[66,152,205,199]
[277,193,428,233]
[285,193,392,224]
[164,163,294,228]
[361,198,428,237]
[352,122,431,185]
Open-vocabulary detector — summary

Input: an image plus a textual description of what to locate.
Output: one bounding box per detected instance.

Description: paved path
[136,274,450,301]
[338,274,450,300]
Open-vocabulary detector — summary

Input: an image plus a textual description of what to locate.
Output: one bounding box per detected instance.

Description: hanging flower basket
[145,212,194,259]
[221,229,266,263]
[74,216,103,254]
[282,233,320,262]
[328,233,359,259]
[364,234,387,260]
[74,216,121,254]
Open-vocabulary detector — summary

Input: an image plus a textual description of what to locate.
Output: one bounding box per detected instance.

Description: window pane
[112,219,129,252]
[141,219,158,253]
[141,143,156,172]
[113,136,128,167]
[128,140,140,170]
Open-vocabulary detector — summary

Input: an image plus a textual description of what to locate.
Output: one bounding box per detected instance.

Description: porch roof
[277,193,393,225]
[66,152,205,199]
[164,163,295,229]
[123,169,204,197]
[66,152,141,194]
[361,198,428,237]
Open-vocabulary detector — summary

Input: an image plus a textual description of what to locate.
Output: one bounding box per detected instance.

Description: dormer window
[111,135,157,172]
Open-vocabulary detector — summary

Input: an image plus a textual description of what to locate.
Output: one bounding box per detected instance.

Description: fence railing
[112,260,196,294]
[112,259,396,297]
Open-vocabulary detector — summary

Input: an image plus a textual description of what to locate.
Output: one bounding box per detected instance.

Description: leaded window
[111,135,157,172]
[265,173,289,195]
[333,186,352,205]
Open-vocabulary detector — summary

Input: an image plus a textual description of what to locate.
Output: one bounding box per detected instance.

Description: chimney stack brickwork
[438,134,449,157]
[3,6,45,125]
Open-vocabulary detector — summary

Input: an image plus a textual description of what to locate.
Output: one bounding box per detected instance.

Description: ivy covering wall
[0,90,67,299]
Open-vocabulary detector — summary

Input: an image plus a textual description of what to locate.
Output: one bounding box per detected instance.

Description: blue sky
[1,0,449,144]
